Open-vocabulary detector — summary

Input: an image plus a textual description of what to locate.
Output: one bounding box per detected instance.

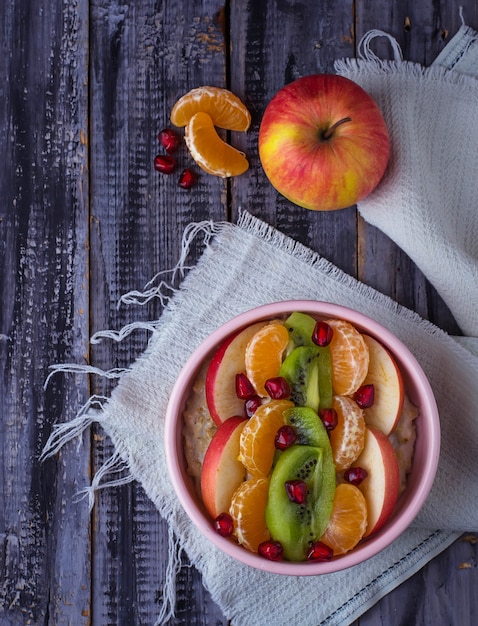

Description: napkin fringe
[335,24,478,93]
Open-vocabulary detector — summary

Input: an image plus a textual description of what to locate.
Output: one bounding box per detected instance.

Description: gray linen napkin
[335,24,478,338]
[44,210,478,625]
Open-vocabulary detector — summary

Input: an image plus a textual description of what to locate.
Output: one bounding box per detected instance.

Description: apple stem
[322,117,352,140]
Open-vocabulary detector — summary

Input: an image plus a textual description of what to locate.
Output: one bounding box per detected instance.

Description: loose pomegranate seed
[312,321,334,347]
[319,407,338,430]
[274,425,297,450]
[235,373,256,399]
[258,540,284,561]
[264,376,291,399]
[153,154,177,174]
[285,480,308,505]
[344,466,368,486]
[307,541,334,561]
[158,127,181,153]
[178,168,198,189]
[245,395,262,417]
[354,384,375,408]
[213,512,234,537]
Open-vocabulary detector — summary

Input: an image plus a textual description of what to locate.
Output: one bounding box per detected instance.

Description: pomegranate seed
[312,321,333,347]
[158,127,181,153]
[235,373,256,399]
[258,540,284,561]
[178,168,198,189]
[264,376,291,399]
[354,384,375,408]
[213,512,234,537]
[285,480,308,505]
[344,466,368,486]
[274,425,297,450]
[245,395,262,417]
[153,154,177,174]
[307,541,334,561]
[319,407,338,430]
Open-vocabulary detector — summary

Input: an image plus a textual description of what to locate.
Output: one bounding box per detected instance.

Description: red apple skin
[258,74,390,211]
[361,335,405,436]
[352,426,400,537]
[201,416,248,519]
[205,322,266,426]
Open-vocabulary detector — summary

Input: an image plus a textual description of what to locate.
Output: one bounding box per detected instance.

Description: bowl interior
[165,300,440,575]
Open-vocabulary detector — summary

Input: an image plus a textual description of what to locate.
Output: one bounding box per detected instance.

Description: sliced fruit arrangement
[192,311,417,563]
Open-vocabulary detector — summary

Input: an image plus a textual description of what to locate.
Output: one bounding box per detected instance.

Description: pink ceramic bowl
[164,301,440,575]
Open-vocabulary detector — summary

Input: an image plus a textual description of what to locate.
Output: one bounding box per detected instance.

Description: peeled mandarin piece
[229,476,271,552]
[329,395,366,471]
[245,320,290,397]
[170,86,251,131]
[326,319,369,396]
[238,399,294,477]
[185,111,249,177]
[320,483,368,555]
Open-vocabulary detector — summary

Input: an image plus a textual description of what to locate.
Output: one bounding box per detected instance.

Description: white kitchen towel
[335,23,478,338]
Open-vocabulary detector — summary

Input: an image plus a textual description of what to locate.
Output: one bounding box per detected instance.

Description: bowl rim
[164,300,440,575]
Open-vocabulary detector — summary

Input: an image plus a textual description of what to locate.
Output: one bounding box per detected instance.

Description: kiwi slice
[266,444,336,561]
[284,311,316,346]
[279,346,320,411]
[284,311,333,409]
[284,406,331,448]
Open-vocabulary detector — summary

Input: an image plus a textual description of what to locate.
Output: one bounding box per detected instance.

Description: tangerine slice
[329,395,365,471]
[170,86,251,131]
[326,319,369,396]
[244,320,290,396]
[185,112,249,177]
[238,399,294,477]
[320,483,368,555]
[229,476,270,552]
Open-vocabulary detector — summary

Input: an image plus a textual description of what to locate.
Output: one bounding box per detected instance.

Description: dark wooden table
[2,1,478,624]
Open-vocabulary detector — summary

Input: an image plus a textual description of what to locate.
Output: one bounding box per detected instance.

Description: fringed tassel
[40,394,107,460]
[154,524,183,626]
[74,450,135,512]
[118,219,224,308]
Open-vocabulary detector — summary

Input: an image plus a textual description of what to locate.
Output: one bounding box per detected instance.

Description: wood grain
[1,1,477,625]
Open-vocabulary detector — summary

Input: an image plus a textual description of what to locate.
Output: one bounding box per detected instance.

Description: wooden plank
[88,0,229,623]
[230,0,360,278]
[0,0,91,624]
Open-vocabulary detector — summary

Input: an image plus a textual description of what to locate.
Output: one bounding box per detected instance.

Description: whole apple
[258,74,390,211]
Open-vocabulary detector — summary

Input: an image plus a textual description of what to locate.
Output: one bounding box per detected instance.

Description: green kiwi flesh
[284,311,333,409]
[266,443,336,561]
[279,346,320,411]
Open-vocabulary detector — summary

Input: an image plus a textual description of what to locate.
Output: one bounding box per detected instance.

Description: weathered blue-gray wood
[1,0,477,624]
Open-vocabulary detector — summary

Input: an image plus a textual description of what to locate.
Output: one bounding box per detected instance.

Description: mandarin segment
[329,395,366,471]
[238,399,294,476]
[171,86,252,131]
[325,319,369,395]
[320,483,368,555]
[245,320,290,396]
[185,111,249,177]
[229,476,271,552]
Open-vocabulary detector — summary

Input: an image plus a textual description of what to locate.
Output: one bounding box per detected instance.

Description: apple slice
[201,416,248,519]
[205,321,266,426]
[361,335,404,436]
[352,426,400,537]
